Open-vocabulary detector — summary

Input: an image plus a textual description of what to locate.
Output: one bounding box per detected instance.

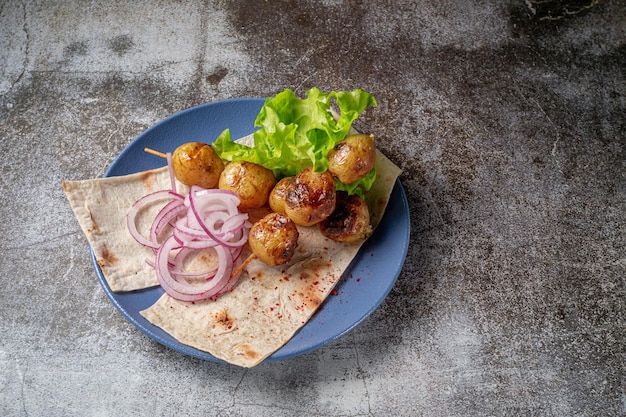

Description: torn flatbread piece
[142,226,356,366]
[63,168,188,291]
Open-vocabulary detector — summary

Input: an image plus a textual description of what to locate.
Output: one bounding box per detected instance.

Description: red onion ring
[126,190,184,249]
[126,157,251,302]
[149,199,187,245]
[155,236,233,302]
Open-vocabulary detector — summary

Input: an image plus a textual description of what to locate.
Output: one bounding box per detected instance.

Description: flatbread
[141,226,356,366]
[63,146,401,367]
[63,168,188,291]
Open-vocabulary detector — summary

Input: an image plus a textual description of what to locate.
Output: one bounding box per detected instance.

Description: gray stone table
[1,1,624,416]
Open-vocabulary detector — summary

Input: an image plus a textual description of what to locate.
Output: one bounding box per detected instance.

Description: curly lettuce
[212,87,377,196]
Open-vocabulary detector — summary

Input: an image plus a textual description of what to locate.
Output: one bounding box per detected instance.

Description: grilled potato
[172,142,224,189]
[327,133,376,184]
[318,191,372,242]
[249,213,299,266]
[218,161,276,209]
[284,168,336,226]
[268,176,294,215]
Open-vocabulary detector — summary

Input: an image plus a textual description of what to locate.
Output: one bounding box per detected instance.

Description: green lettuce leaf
[212,87,377,196]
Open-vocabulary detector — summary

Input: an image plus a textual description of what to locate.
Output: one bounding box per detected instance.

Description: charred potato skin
[172,142,225,189]
[218,161,277,209]
[268,176,294,215]
[284,168,336,226]
[249,213,299,266]
[318,192,372,243]
[327,133,376,184]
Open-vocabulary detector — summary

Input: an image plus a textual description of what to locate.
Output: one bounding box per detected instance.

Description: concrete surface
[1,0,624,416]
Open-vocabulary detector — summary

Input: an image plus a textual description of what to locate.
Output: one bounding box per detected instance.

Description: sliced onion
[171,247,218,277]
[187,186,248,249]
[126,190,184,249]
[127,161,250,302]
[149,199,186,245]
[215,249,246,296]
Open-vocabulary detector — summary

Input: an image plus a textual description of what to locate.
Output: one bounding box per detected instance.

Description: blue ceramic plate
[91,98,410,363]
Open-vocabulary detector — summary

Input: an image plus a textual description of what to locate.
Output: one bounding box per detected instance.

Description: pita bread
[63,168,189,291]
[63,145,401,367]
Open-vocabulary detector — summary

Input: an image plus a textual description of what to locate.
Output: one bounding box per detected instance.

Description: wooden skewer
[230,253,256,280]
[144,147,167,158]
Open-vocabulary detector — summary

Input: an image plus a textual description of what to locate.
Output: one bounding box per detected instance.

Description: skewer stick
[230,253,256,280]
[144,147,168,158]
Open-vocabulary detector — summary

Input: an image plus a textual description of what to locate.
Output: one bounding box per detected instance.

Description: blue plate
[91,98,410,363]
